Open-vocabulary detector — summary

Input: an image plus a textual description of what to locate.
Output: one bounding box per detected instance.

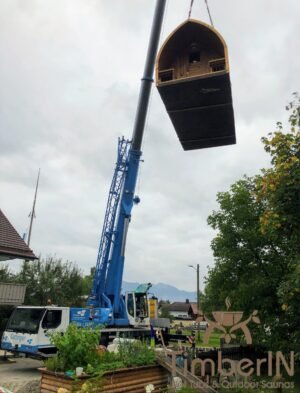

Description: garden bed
[40,364,169,393]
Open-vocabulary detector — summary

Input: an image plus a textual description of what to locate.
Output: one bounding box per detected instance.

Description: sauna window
[159,69,174,82]
[189,43,200,63]
[209,58,226,72]
[189,51,200,63]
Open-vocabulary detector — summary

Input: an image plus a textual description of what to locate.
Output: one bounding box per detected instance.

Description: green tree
[0,264,14,282]
[0,265,16,337]
[82,267,95,297]
[17,256,86,307]
[160,305,172,320]
[257,93,300,250]
[159,300,172,320]
[202,94,300,352]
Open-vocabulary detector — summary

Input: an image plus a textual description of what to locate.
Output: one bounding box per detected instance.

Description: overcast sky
[0,0,299,293]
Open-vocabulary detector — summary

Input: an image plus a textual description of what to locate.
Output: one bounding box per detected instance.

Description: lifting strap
[204,0,214,27]
[188,0,214,27]
[188,0,194,19]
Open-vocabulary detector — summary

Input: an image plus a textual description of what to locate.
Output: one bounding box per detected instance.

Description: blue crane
[87,0,167,327]
[1,1,172,358]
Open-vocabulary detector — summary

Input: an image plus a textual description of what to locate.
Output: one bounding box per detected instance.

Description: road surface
[0,352,42,393]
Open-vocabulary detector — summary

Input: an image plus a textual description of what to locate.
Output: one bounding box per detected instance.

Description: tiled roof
[0,210,37,261]
[168,302,193,312]
[168,301,200,314]
[190,303,201,315]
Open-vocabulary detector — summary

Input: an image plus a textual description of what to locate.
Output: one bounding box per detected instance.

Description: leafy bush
[45,326,156,375]
[85,351,125,375]
[44,355,65,372]
[118,340,156,367]
[47,324,101,371]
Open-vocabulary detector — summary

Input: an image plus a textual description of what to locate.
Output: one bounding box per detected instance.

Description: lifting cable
[188,0,214,27]
[204,0,214,27]
[188,0,194,19]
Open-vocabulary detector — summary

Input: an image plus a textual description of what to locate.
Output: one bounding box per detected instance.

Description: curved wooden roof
[156,19,229,84]
[155,19,235,151]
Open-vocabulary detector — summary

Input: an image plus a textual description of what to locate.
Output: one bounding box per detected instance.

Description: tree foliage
[17,256,87,307]
[0,265,16,335]
[202,94,300,352]
[257,94,300,248]
[0,264,14,282]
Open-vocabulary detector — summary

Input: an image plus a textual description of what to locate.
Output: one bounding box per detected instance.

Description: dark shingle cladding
[0,209,37,261]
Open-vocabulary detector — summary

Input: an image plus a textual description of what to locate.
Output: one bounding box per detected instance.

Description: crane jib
[88,0,167,323]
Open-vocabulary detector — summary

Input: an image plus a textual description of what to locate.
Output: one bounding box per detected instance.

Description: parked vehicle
[192,321,209,330]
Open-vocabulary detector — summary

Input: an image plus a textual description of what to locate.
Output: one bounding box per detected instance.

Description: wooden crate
[40,364,169,393]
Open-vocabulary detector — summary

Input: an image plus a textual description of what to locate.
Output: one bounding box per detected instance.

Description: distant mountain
[122,281,196,303]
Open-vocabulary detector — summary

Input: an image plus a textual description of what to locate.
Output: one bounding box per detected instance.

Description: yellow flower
[81,383,89,392]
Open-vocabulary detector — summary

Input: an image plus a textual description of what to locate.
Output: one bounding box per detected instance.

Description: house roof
[167,301,194,312]
[167,301,201,314]
[190,303,201,315]
[0,210,37,261]
[168,302,190,312]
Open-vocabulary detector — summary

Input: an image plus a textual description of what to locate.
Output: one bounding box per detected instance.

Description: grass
[198,331,220,348]
[170,329,221,348]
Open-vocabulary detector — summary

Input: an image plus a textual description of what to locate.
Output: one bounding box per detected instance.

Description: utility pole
[27,168,40,247]
[196,263,201,342]
[188,263,201,342]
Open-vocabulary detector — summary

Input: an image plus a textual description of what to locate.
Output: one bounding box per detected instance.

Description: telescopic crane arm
[88,0,166,324]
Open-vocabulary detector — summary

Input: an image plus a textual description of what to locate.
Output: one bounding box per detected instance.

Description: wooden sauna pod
[156,19,235,150]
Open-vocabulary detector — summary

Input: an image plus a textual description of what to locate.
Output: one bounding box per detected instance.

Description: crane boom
[88,0,166,324]
[88,138,131,308]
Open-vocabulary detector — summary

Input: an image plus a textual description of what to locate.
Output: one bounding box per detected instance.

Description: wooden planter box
[40,364,169,393]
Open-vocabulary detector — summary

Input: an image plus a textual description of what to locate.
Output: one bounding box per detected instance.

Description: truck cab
[1,306,69,357]
[125,291,150,327]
